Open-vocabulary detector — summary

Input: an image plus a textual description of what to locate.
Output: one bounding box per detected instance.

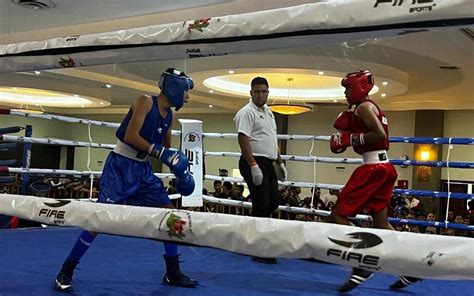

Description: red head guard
[341,70,374,105]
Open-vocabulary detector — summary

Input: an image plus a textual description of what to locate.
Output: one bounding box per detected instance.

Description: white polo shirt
[234,99,278,160]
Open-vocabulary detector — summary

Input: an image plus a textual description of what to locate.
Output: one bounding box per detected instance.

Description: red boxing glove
[330,131,365,154]
[333,111,355,131]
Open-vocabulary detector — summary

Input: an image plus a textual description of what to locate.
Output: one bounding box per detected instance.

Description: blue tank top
[116,95,172,152]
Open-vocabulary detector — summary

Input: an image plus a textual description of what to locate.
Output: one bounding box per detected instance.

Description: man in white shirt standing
[234,77,288,264]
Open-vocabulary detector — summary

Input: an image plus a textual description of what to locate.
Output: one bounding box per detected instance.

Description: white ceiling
[0,0,473,115]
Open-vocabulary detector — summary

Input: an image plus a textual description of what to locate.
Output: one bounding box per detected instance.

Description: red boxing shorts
[335,163,397,217]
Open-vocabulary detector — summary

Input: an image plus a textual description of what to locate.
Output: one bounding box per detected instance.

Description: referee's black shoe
[338,267,374,293]
[54,260,78,292]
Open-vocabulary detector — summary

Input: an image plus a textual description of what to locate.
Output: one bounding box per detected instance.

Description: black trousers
[239,156,279,218]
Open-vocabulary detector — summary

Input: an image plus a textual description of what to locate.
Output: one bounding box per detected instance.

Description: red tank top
[352,100,389,154]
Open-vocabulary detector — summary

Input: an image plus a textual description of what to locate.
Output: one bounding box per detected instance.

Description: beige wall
[1,109,472,194]
[442,111,474,181]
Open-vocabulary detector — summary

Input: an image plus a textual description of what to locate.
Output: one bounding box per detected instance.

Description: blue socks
[66,230,96,263]
[163,242,178,257]
[65,231,177,262]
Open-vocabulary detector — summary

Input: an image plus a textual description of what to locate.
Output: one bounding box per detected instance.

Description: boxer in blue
[54,68,198,292]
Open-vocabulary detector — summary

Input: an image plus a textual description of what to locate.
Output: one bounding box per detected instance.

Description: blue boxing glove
[149,144,188,173]
[149,144,195,196]
[175,171,195,196]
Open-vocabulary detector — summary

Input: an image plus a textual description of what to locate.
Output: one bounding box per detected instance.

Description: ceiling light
[381,93,387,97]
[382,81,388,86]
[0,87,108,108]
[269,78,312,115]
[333,99,338,103]
[209,104,213,108]
[228,70,234,74]
[203,73,379,101]
[105,84,112,88]
[99,102,104,105]
[209,90,214,93]
[34,71,41,75]
[318,71,324,75]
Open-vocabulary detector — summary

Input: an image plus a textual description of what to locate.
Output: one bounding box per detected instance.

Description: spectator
[211,180,222,197]
[321,188,340,206]
[218,181,233,199]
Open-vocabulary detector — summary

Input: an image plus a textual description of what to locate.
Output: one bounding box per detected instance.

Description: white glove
[279,162,288,181]
[250,164,263,186]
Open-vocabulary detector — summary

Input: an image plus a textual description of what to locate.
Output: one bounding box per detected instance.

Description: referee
[234,77,288,264]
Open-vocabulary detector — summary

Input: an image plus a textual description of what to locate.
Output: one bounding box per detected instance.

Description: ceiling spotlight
[34,71,41,75]
[333,99,338,103]
[318,71,324,75]
[382,81,388,86]
[209,104,213,108]
[209,90,214,94]
[99,102,104,105]
[228,70,234,74]
[105,84,112,89]
[381,93,387,97]
[81,105,85,108]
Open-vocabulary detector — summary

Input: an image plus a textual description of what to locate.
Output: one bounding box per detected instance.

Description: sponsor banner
[179,119,203,207]
[0,0,472,72]
[0,194,473,279]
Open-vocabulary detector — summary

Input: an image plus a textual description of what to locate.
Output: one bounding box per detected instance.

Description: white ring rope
[86,123,95,201]
[444,138,453,226]
[0,134,115,149]
[2,167,174,179]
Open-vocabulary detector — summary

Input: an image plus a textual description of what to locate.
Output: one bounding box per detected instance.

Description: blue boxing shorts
[98,152,171,207]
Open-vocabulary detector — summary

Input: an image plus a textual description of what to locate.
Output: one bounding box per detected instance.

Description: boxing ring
[1,0,474,294]
[0,110,473,295]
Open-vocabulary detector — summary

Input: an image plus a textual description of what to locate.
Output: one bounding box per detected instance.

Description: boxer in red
[329,70,421,293]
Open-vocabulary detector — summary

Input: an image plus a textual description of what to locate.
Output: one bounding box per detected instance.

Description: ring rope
[444,138,453,227]
[201,195,474,231]
[204,174,474,200]
[86,123,95,201]
[2,135,472,169]
[0,167,174,179]
[2,109,474,145]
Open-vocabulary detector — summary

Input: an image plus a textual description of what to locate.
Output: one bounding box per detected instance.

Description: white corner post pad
[179,119,203,207]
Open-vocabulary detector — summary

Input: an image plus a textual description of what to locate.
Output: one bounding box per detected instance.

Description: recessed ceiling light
[0,87,107,108]
[381,93,387,97]
[318,71,324,75]
[34,71,41,75]
[99,102,104,105]
[209,90,214,93]
[333,99,338,103]
[105,84,112,88]
[382,81,388,86]
[209,104,213,108]
[81,105,85,108]
[228,70,234,74]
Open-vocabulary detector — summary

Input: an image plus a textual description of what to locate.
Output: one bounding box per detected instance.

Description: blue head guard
[158,68,194,111]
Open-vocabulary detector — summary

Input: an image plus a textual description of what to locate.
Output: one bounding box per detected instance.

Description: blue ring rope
[389,137,474,145]
[393,188,473,200]
[389,218,474,231]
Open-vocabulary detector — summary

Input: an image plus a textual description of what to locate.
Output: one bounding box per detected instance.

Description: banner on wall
[0,0,473,72]
[179,119,204,207]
